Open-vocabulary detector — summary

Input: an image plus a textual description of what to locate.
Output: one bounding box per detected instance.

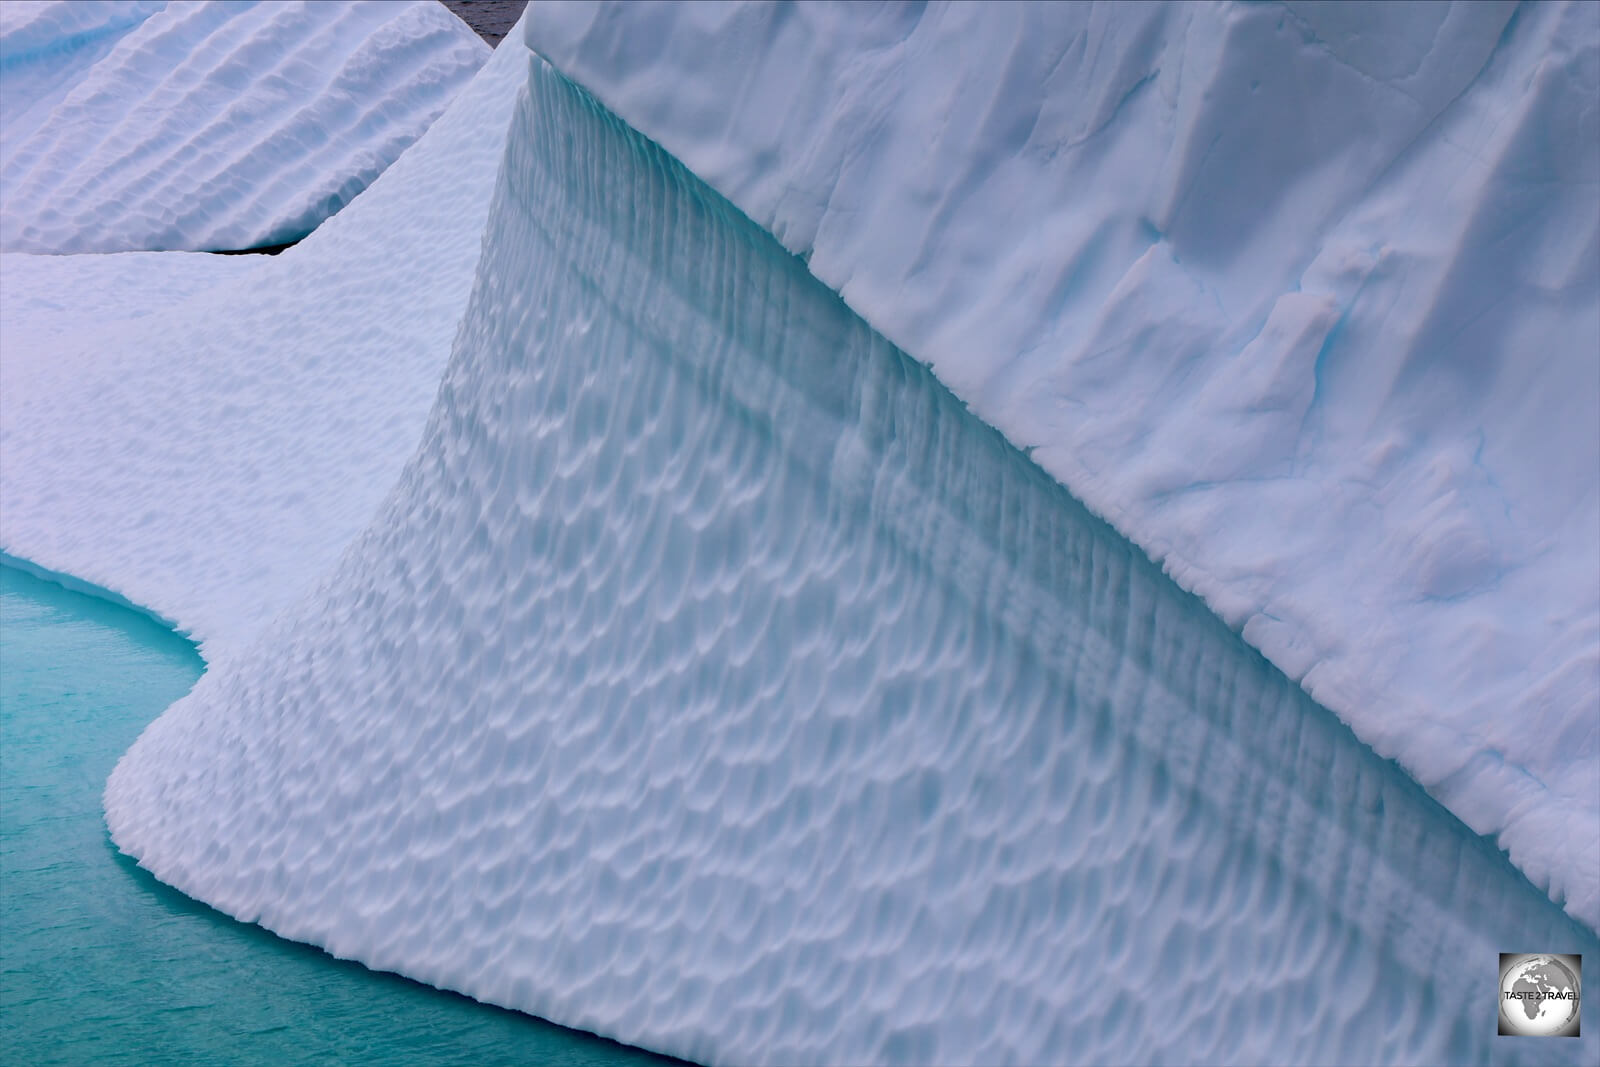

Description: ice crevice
[100,40,1599,1066]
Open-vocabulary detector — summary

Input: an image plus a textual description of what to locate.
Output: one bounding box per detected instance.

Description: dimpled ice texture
[526,0,1600,930]
[104,57,1600,1067]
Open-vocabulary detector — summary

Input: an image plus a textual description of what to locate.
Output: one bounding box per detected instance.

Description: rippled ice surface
[0,566,678,1066]
[104,62,1598,1065]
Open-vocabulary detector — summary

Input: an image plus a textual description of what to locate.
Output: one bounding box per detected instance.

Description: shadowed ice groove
[107,58,1599,1066]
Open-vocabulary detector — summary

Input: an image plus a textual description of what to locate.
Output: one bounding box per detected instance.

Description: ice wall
[526,0,1600,930]
[106,56,1600,1066]
[0,0,487,253]
[0,17,526,659]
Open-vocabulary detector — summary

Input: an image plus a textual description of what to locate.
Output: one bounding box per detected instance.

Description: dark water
[0,565,680,1065]
[440,1,529,47]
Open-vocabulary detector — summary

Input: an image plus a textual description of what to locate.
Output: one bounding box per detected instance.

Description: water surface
[0,565,677,1065]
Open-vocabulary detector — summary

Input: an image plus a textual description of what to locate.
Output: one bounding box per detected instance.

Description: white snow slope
[0,0,488,253]
[0,11,526,660]
[526,0,1600,931]
[104,47,1598,1067]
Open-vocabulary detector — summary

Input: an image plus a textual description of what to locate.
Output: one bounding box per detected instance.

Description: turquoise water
[0,565,678,1066]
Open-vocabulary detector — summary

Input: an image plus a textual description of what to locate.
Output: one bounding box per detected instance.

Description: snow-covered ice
[0,2,1594,1063]
[0,8,525,659]
[104,53,1598,1067]
[0,0,487,253]
[527,0,1600,931]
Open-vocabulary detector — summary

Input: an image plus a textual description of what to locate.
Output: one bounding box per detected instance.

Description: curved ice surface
[527,0,1600,930]
[0,15,525,659]
[0,0,487,253]
[106,60,1600,1066]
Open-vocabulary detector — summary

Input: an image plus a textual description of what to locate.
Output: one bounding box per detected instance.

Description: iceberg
[0,2,1594,1063]
[0,0,488,253]
[104,46,1598,1067]
[527,0,1600,932]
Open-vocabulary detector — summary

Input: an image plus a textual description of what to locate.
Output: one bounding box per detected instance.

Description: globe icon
[1499,955,1580,1036]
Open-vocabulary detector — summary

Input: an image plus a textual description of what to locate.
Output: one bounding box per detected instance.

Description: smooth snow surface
[528,0,1600,930]
[106,59,1600,1067]
[0,0,487,253]
[0,15,526,659]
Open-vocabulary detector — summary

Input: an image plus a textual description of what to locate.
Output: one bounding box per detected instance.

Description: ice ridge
[105,56,1600,1066]
[0,0,488,253]
[525,0,1600,931]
